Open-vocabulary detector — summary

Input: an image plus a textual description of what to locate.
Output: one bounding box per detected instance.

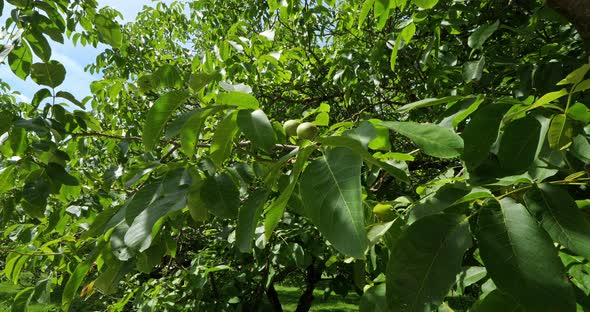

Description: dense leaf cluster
[1,0,590,311]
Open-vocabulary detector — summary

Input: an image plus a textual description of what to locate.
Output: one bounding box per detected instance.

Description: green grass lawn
[276,285,359,312]
[0,279,359,311]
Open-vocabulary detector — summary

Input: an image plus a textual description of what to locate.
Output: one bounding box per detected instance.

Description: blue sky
[1,0,174,105]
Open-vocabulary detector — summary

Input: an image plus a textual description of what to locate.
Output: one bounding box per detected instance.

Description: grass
[0,278,359,311]
[276,285,359,312]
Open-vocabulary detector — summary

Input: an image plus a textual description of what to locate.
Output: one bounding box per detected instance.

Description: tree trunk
[295,259,324,312]
[546,0,590,41]
[266,283,284,312]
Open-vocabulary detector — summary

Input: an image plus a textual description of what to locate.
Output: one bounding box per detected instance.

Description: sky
[1,0,175,105]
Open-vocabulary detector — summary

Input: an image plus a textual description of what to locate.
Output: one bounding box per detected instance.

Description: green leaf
[523,88,568,114]
[154,65,183,89]
[407,184,470,224]
[8,42,32,79]
[452,95,484,127]
[210,111,239,167]
[143,90,189,151]
[187,172,208,222]
[557,64,590,85]
[236,190,268,253]
[300,147,366,259]
[344,121,376,149]
[397,96,464,113]
[318,136,409,182]
[94,14,122,48]
[462,104,509,169]
[46,163,79,186]
[413,0,438,9]
[31,276,52,304]
[237,109,276,151]
[475,198,575,311]
[468,20,499,50]
[381,121,464,158]
[463,57,485,82]
[62,240,105,310]
[368,120,392,151]
[180,109,208,157]
[358,0,375,29]
[547,114,573,150]
[21,179,49,218]
[314,112,330,126]
[264,146,315,240]
[390,34,402,72]
[473,290,524,312]
[524,184,590,261]
[25,31,51,62]
[56,91,84,109]
[12,287,34,312]
[30,61,66,88]
[201,173,240,219]
[217,92,260,109]
[573,79,590,93]
[386,214,471,311]
[567,103,590,123]
[124,170,188,251]
[360,284,388,312]
[189,71,215,91]
[497,116,541,174]
[0,165,15,196]
[94,261,124,294]
[456,266,487,291]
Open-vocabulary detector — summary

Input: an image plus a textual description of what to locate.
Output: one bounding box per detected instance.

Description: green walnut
[296,122,319,140]
[283,119,300,137]
[372,203,396,221]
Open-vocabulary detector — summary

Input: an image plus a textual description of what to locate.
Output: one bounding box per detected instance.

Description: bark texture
[547,0,590,41]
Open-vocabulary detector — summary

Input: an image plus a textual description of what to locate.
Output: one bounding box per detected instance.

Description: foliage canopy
[1,0,590,311]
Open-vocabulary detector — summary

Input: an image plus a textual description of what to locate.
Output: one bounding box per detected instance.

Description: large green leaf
[413,0,438,9]
[463,57,485,82]
[462,104,508,169]
[397,96,464,113]
[180,109,207,157]
[475,198,575,311]
[497,116,541,174]
[407,184,470,224]
[124,170,189,251]
[25,31,51,62]
[217,92,260,109]
[210,111,239,167]
[264,146,314,239]
[94,14,122,48]
[300,147,366,259]
[381,121,463,158]
[237,109,276,151]
[386,213,471,311]
[12,287,34,312]
[30,61,66,88]
[360,284,388,312]
[524,184,590,260]
[547,114,572,150]
[62,240,106,310]
[8,42,32,79]
[318,136,409,182]
[468,20,499,50]
[201,172,240,219]
[142,90,189,151]
[473,290,524,312]
[0,165,16,196]
[236,190,268,253]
